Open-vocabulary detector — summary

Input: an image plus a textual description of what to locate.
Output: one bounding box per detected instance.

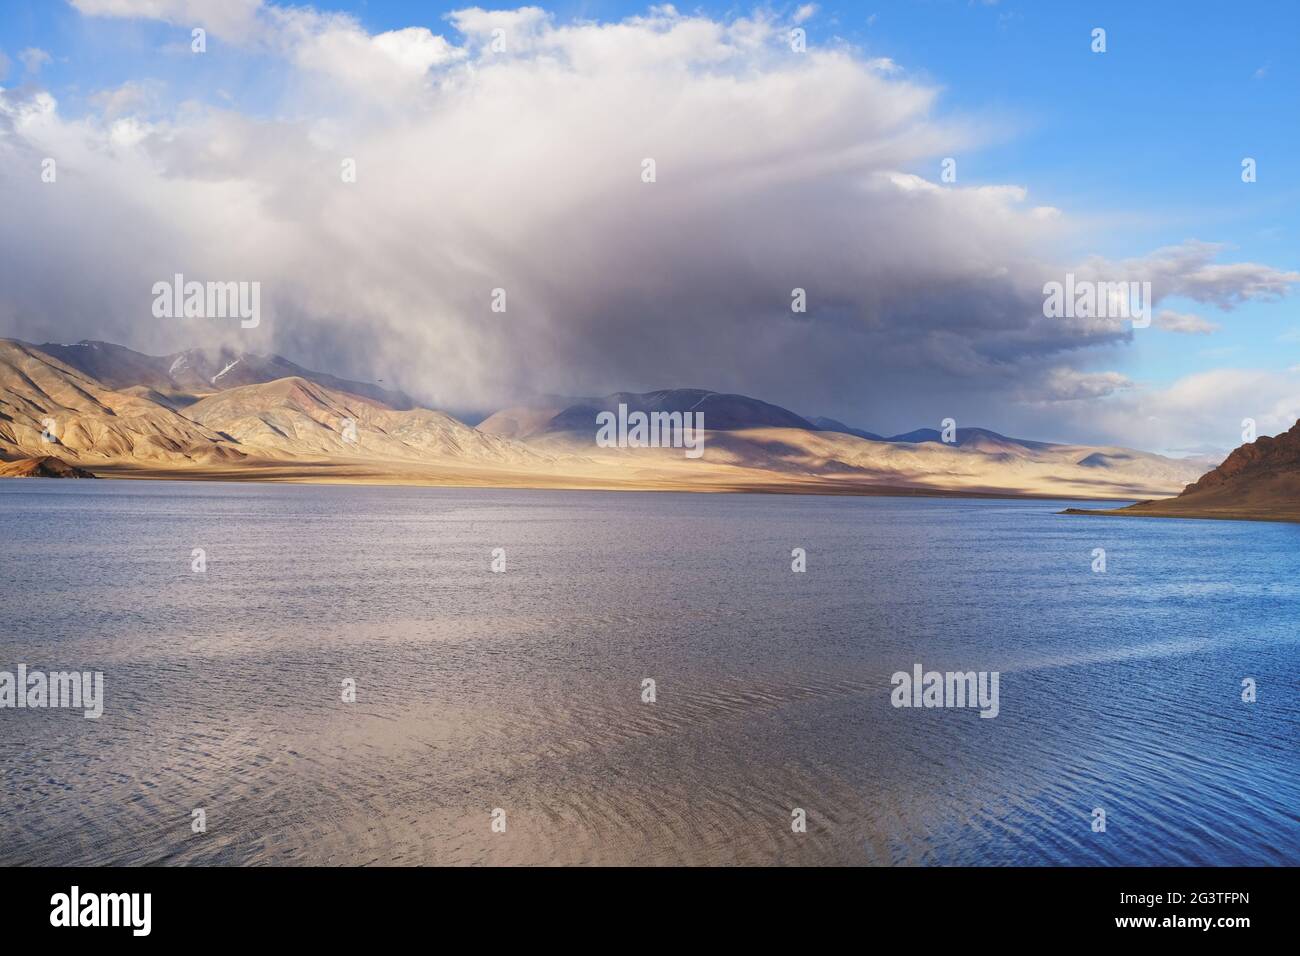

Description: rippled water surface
[1,480,1297,865]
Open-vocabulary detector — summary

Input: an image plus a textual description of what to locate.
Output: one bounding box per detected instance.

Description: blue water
[1,480,1297,865]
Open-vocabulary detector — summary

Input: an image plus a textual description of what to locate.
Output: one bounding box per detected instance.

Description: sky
[1,0,1297,454]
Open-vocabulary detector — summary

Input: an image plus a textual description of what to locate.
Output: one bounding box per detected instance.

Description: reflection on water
[1,481,1297,865]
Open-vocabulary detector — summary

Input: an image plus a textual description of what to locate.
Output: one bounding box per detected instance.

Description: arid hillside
[1,338,1212,499]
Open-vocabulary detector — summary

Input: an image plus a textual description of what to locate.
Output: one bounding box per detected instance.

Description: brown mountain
[1064,420,1300,523]
[37,340,414,410]
[0,338,248,466]
[184,376,551,467]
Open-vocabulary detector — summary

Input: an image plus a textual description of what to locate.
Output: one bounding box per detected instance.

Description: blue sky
[1,1,1297,451]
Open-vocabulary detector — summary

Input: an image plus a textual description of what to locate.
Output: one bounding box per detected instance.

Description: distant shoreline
[0,457,1140,503]
[1061,505,1300,525]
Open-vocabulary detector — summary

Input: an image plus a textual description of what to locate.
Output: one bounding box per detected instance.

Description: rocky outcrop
[1063,420,1300,523]
[0,456,97,478]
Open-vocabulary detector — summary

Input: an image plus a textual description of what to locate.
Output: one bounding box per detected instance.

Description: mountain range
[35,340,414,410]
[0,337,1219,500]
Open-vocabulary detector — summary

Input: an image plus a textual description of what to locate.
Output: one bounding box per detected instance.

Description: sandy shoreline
[3,457,1137,503]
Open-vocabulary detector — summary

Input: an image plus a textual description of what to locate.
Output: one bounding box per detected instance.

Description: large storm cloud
[2,1,1296,447]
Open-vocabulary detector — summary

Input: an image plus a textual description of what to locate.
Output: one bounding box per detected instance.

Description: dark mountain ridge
[37,340,413,410]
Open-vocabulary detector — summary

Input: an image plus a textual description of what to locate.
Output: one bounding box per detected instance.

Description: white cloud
[1073,242,1300,312]
[291,24,463,95]
[447,6,549,46]
[18,48,52,75]
[1031,368,1135,402]
[1154,309,1220,335]
[71,0,265,41]
[1050,368,1300,455]
[865,57,900,74]
[89,80,160,119]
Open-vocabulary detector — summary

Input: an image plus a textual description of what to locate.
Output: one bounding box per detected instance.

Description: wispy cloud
[18,48,52,75]
[1155,310,1220,335]
[1057,367,1300,456]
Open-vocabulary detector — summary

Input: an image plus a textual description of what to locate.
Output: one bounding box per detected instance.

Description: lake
[1,480,1297,865]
